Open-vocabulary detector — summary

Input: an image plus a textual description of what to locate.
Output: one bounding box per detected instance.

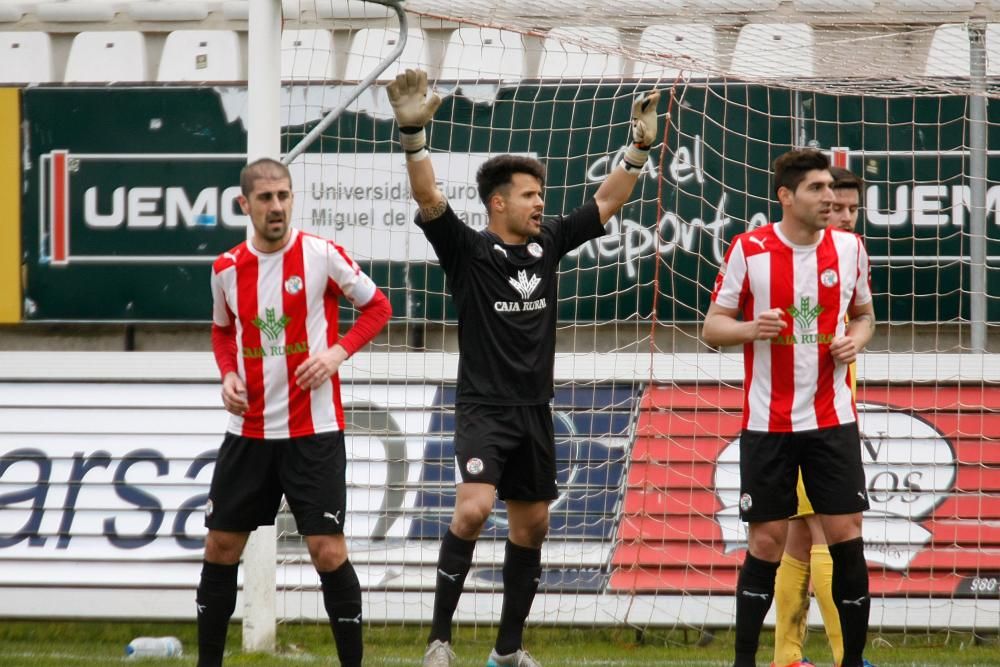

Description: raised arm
[594,90,662,224]
[387,69,446,219]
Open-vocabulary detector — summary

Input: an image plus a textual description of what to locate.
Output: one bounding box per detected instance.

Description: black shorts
[205,430,347,535]
[454,402,557,502]
[738,422,869,523]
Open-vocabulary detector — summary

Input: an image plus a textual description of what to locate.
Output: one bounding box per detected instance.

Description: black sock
[196,561,238,667]
[429,529,477,644]
[319,560,363,667]
[494,540,542,656]
[733,552,780,667]
[829,537,870,667]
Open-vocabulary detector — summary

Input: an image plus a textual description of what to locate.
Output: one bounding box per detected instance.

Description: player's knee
[204,531,247,564]
[308,537,348,571]
[822,513,863,544]
[748,527,786,561]
[452,500,492,537]
[509,520,548,549]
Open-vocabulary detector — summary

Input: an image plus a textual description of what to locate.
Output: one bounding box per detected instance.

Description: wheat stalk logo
[786,297,823,330]
[508,270,541,300]
[252,308,290,341]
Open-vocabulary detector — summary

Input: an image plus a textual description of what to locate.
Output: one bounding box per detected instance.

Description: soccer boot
[423,639,455,667]
[486,648,542,667]
[770,660,814,667]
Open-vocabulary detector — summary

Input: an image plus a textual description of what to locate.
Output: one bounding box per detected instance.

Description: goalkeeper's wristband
[621,142,650,174]
[399,126,429,162]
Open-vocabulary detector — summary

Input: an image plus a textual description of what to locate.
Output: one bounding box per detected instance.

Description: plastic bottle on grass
[125,636,183,658]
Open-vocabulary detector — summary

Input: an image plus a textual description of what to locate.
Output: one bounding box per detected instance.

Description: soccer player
[196,158,392,667]
[386,68,661,667]
[702,149,876,667]
[770,165,871,667]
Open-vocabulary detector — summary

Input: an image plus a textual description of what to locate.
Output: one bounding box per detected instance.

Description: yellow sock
[811,544,844,666]
[773,553,810,667]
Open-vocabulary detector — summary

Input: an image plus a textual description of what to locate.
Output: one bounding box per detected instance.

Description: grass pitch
[0,621,997,666]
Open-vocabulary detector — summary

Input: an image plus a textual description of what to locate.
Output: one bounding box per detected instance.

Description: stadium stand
[537,27,623,79]
[156,28,242,81]
[343,27,430,81]
[281,28,335,80]
[0,1,997,84]
[730,23,815,78]
[0,30,52,82]
[64,30,148,82]
[634,24,717,80]
[439,27,526,82]
[925,23,1000,76]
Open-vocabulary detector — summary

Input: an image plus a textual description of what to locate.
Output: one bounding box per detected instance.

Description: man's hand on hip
[295,344,349,390]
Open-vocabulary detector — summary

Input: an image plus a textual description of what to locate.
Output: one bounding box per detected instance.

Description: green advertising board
[21,85,1000,322]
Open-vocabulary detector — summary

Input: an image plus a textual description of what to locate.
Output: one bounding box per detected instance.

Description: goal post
[242,0,282,653]
[240,0,1000,649]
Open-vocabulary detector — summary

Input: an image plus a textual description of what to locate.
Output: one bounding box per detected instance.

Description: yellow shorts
[792,469,814,519]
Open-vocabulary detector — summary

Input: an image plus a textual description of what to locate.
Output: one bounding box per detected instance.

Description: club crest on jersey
[527,242,543,258]
[284,275,304,294]
[466,458,484,475]
[820,269,838,288]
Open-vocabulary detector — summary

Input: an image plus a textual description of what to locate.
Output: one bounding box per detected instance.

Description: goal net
[264,0,1000,642]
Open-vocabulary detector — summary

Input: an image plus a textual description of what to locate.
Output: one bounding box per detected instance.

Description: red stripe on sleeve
[211,323,238,378]
[337,288,392,357]
[324,281,345,429]
[282,236,314,437]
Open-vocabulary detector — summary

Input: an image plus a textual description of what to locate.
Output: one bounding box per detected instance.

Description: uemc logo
[83,185,247,229]
[714,403,956,570]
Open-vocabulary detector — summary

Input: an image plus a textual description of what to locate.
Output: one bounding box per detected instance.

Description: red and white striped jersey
[211,229,381,439]
[711,223,873,432]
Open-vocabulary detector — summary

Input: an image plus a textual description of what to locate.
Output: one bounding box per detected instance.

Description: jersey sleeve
[326,242,379,308]
[551,198,605,258]
[336,288,392,357]
[210,261,238,378]
[851,236,873,307]
[415,202,479,273]
[710,235,748,310]
[210,263,233,327]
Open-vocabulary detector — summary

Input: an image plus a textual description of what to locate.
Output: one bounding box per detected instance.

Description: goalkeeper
[386,68,661,667]
[771,166,874,667]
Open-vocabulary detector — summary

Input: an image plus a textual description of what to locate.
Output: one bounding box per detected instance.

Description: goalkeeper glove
[386,68,442,162]
[622,89,661,174]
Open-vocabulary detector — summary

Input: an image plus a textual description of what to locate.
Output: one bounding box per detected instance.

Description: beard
[261,218,288,240]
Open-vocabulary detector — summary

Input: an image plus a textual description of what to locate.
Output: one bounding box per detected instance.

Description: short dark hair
[240,158,291,196]
[830,166,864,198]
[476,155,546,209]
[773,149,830,199]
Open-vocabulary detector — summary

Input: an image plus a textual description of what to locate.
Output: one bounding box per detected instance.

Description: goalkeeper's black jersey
[416,199,604,405]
